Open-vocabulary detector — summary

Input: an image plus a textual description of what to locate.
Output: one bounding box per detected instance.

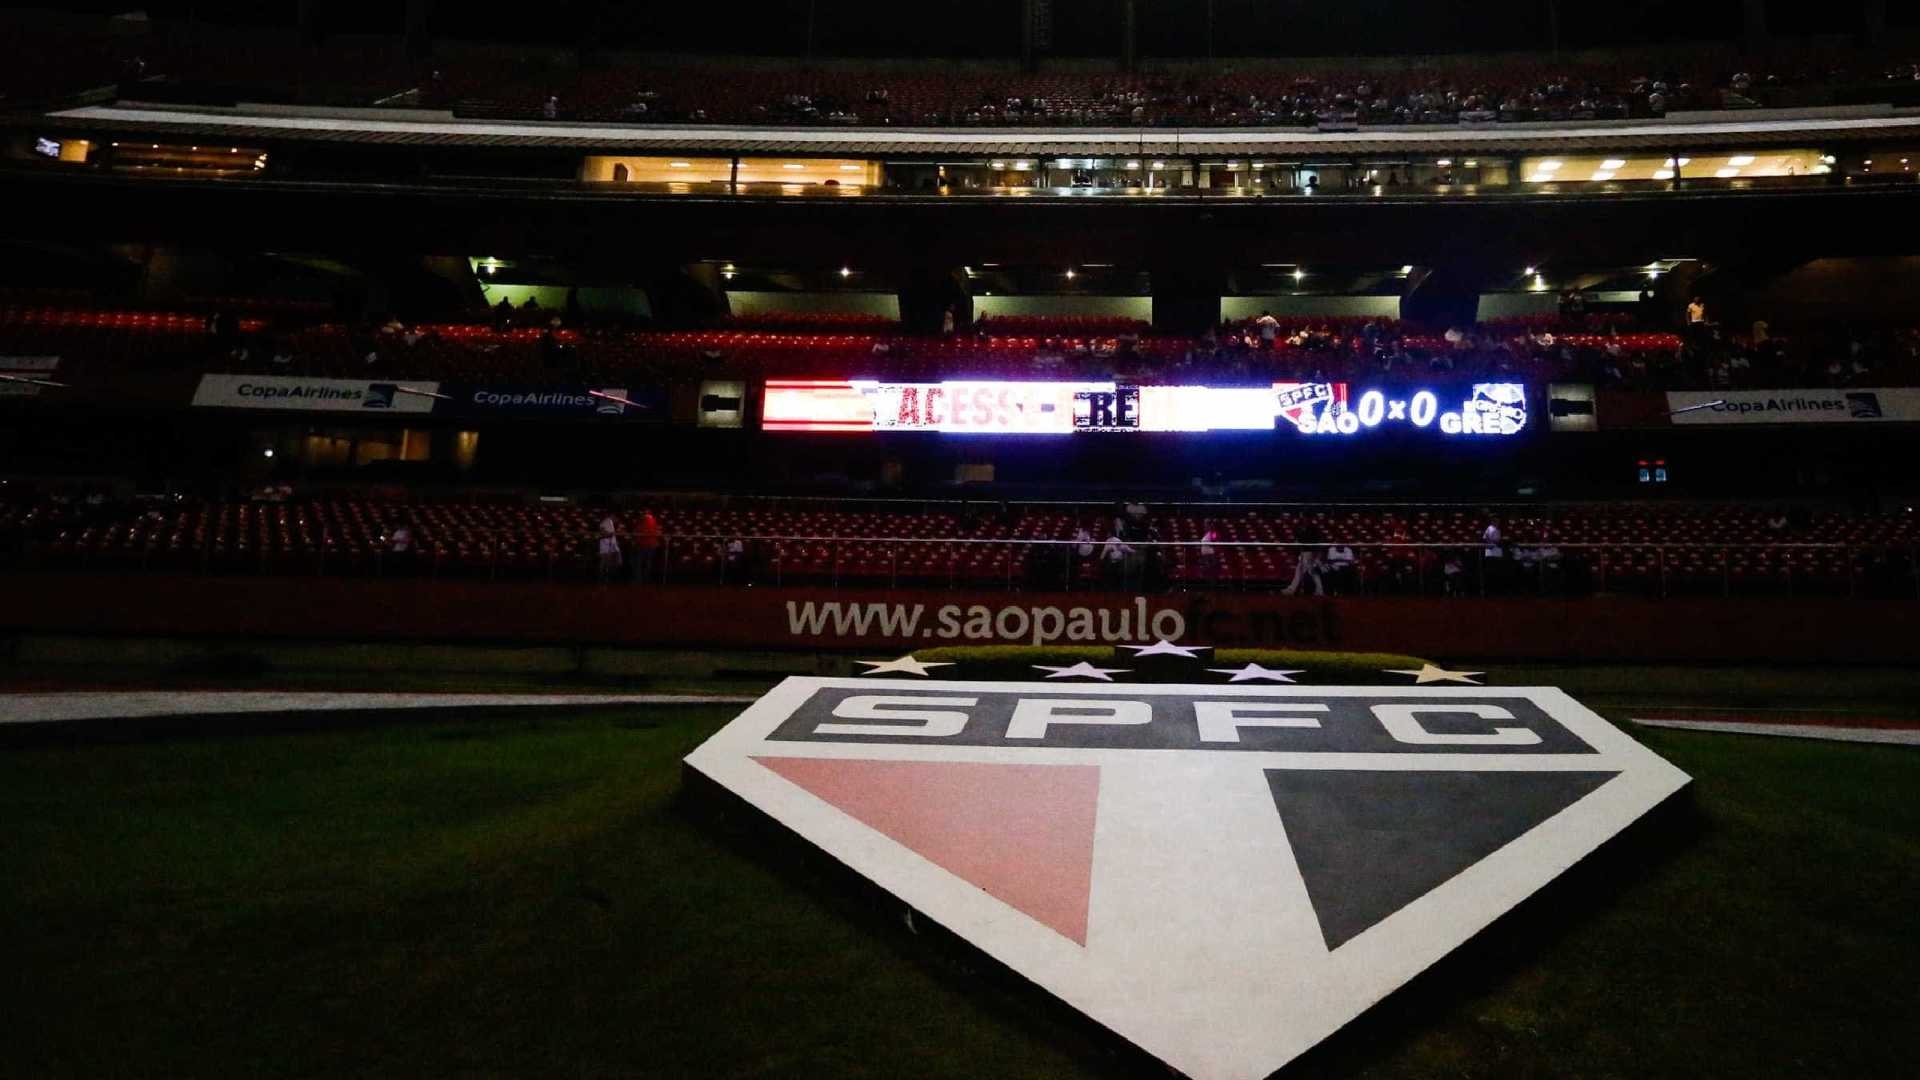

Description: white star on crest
[1033,661,1131,681]
[855,655,954,677]
[1122,640,1206,659]
[1385,663,1485,685]
[1206,663,1306,683]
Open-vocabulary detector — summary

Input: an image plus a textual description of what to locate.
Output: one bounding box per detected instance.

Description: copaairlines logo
[686,680,1689,1079]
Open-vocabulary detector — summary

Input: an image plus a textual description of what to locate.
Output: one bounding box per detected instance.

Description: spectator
[1101,528,1134,589]
[1256,310,1280,349]
[1197,519,1220,587]
[1283,547,1326,596]
[1326,542,1357,592]
[597,516,624,582]
[1482,516,1506,593]
[386,517,415,575]
[632,508,662,583]
[723,536,746,582]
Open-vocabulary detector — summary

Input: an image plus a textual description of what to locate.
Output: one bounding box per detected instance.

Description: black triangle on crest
[1266,768,1619,951]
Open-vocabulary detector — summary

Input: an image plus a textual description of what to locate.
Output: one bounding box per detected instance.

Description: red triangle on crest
[753,756,1100,945]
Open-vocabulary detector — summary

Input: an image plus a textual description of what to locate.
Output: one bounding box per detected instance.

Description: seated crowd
[427,48,1920,128]
[5,297,1918,391]
[5,15,1917,131]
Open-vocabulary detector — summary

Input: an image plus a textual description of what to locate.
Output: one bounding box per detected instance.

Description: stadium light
[1601,159,1627,169]
[1524,266,1536,275]
[840,267,852,278]
[1435,159,1451,167]
[1728,155,1756,166]
[1065,268,1077,280]
[1292,268,1306,282]
[1462,159,1478,167]
[262,448,274,458]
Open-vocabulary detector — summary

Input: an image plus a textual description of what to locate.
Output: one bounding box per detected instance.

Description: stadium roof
[45,103,1920,156]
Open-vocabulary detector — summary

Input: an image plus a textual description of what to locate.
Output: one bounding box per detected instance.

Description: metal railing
[9,531,1916,601]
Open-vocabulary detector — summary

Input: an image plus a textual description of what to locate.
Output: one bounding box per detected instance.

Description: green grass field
[3,697,1916,1079]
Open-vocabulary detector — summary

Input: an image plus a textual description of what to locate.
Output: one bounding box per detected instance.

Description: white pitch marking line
[0,691,754,726]
[1631,718,1920,746]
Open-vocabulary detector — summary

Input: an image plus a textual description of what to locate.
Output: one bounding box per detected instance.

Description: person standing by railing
[1198,519,1220,589]
[631,509,661,584]
[597,515,623,583]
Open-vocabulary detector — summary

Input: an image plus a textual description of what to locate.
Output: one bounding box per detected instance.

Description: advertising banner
[9,578,1913,664]
[1666,387,1920,425]
[762,379,1528,437]
[192,374,441,413]
[0,356,61,372]
[442,384,666,420]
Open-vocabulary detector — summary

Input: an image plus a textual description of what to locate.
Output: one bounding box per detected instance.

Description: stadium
[1,2,1916,1077]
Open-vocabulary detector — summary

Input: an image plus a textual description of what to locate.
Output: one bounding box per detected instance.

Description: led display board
[762,379,1527,436]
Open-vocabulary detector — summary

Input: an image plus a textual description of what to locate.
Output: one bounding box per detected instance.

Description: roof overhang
[42,103,1920,157]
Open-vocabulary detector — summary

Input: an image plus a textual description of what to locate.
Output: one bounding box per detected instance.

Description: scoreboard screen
[761,379,1527,436]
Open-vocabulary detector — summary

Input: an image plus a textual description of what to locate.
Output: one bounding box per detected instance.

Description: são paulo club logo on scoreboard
[761,379,1528,436]
[687,678,1686,1079]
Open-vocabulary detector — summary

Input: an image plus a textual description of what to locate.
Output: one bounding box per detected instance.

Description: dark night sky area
[26,2,1907,59]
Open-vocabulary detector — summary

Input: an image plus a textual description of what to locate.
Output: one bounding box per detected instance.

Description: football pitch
[2,682,1916,1079]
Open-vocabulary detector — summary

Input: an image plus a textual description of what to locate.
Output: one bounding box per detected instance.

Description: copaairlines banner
[192,375,441,413]
[1667,388,1920,424]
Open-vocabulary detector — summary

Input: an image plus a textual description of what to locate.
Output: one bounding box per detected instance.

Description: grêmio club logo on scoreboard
[688,680,1688,1079]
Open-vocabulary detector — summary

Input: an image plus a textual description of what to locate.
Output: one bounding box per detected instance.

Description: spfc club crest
[686,678,1688,1079]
